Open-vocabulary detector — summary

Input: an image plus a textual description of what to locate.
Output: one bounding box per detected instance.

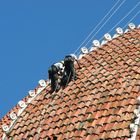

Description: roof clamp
[101,33,111,45]
[28,90,36,97]
[113,27,124,38]
[18,100,27,108]
[81,47,89,54]
[39,79,47,87]
[128,23,136,30]
[37,79,47,94]
[125,23,135,33]
[116,27,123,35]
[27,90,36,103]
[78,47,88,59]
[129,96,140,140]
[104,33,112,41]
[89,40,99,52]
[2,124,9,132]
[93,40,100,47]
[134,109,140,117]
[9,112,17,120]
[137,96,140,105]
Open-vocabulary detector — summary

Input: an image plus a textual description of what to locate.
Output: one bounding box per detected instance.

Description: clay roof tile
[0,27,140,140]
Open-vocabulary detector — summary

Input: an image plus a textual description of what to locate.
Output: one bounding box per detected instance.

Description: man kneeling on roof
[48,61,64,93]
[61,54,78,87]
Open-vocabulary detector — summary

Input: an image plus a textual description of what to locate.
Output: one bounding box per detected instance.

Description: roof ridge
[78,23,139,59]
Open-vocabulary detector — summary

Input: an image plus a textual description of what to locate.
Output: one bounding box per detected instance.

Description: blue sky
[0,0,139,119]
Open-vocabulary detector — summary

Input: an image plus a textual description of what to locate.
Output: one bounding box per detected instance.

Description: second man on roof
[48,54,78,93]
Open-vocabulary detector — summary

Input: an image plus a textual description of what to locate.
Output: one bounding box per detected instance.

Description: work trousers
[50,74,60,92]
[64,62,77,85]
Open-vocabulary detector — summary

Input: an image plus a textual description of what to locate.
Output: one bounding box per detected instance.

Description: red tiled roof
[0,27,140,140]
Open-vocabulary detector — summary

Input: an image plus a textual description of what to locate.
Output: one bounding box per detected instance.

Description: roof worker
[61,54,78,87]
[48,61,64,93]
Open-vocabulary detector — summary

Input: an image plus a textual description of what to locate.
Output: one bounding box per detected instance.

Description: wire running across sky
[83,0,127,47]
[98,1,140,41]
[74,0,127,55]
[123,9,140,29]
[74,0,122,55]
[87,2,140,51]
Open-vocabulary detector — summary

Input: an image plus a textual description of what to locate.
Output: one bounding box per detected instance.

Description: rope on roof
[74,0,122,55]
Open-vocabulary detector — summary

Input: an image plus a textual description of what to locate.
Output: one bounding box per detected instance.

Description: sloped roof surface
[0,27,140,140]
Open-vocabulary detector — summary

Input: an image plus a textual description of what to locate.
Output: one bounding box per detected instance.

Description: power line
[83,0,127,47]
[123,9,140,29]
[107,1,140,36]
[74,0,122,54]
[85,1,140,51]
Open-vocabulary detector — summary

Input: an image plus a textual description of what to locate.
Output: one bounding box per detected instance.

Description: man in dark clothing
[61,54,77,87]
[48,65,60,93]
[48,62,64,93]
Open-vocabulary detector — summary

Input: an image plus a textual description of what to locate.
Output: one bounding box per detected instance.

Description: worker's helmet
[54,62,63,69]
[60,61,64,65]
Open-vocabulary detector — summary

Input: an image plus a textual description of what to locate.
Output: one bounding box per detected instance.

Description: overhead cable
[84,0,127,47]
[74,0,122,54]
